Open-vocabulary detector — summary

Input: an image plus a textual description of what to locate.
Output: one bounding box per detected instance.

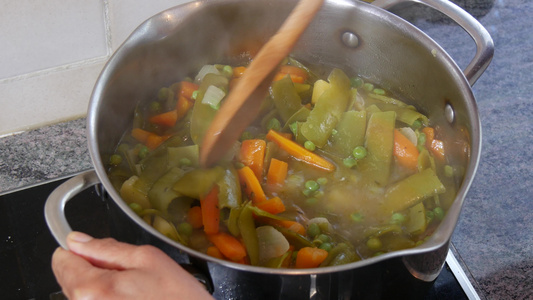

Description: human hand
[52,231,214,300]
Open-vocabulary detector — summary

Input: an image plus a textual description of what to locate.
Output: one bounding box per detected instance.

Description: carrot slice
[276,220,306,236]
[266,158,288,187]
[280,65,308,81]
[273,72,305,83]
[131,128,152,143]
[239,139,266,180]
[393,129,419,171]
[422,127,435,148]
[295,247,329,268]
[149,110,178,127]
[254,197,286,215]
[430,139,445,161]
[176,95,193,121]
[207,232,247,262]
[266,130,335,172]
[206,246,224,259]
[233,66,247,78]
[200,185,220,235]
[421,127,445,160]
[237,166,267,204]
[179,81,199,100]
[145,133,170,150]
[187,206,203,229]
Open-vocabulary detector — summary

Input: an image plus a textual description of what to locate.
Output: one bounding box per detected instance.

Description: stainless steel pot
[45,0,493,298]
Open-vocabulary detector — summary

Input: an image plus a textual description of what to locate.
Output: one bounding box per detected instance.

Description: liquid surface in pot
[106,57,468,268]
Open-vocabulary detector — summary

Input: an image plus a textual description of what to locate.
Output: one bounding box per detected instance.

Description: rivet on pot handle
[372,0,494,86]
[45,170,100,249]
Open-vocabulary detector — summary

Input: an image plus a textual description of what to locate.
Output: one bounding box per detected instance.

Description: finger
[51,247,109,299]
[66,231,170,270]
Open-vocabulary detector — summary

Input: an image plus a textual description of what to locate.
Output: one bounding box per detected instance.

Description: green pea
[306,197,318,205]
[304,140,316,151]
[319,242,332,252]
[177,222,193,236]
[138,146,149,159]
[240,131,254,141]
[317,234,331,243]
[191,90,199,100]
[352,146,367,160]
[390,213,406,224]
[117,143,130,153]
[363,83,374,92]
[302,189,315,197]
[267,118,281,131]
[314,190,325,198]
[350,77,363,88]
[350,212,364,222]
[149,101,161,112]
[289,122,298,135]
[317,177,328,185]
[304,180,320,191]
[433,207,445,220]
[343,157,357,168]
[222,65,233,77]
[129,202,142,214]
[234,162,245,169]
[366,237,382,250]
[158,87,170,101]
[109,154,122,166]
[179,158,192,167]
[373,88,385,95]
[307,223,321,238]
[412,119,422,129]
[418,133,427,146]
[331,129,338,135]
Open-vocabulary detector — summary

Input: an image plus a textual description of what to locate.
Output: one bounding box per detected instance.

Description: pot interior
[88,0,480,274]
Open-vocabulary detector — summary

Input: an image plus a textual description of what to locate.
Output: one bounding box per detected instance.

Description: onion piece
[399,127,417,146]
[202,85,226,109]
[195,65,220,83]
[256,226,290,264]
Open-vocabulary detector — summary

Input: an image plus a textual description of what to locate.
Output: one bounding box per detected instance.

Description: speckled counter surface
[0,118,92,193]
[0,0,531,299]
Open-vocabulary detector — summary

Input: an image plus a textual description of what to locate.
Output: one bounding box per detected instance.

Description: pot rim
[87,0,483,275]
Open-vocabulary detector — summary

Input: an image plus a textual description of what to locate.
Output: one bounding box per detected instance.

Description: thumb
[66,231,148,270]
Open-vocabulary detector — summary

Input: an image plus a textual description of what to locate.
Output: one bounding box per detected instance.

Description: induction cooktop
[0,174,481,300]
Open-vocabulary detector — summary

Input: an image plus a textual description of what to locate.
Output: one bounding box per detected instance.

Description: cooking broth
[106,57,468,268]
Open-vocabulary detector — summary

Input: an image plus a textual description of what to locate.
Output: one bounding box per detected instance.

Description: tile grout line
[102,0,113,56]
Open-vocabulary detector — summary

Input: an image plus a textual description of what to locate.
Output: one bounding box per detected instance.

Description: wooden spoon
[200,0,324,167]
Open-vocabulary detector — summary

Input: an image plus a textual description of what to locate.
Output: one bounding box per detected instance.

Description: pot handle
[45,170,100,249]
[371,0,494,86]
[44,169,214,293]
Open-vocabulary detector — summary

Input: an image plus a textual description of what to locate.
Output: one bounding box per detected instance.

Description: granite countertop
[0,0,531,299]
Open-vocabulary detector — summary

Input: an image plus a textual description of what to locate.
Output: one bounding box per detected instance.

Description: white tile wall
[0,0,192,137]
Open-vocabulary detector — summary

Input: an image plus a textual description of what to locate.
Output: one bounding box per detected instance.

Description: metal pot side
[83,0,492,297]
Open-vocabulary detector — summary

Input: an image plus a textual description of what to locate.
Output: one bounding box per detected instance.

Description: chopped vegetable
[200,185,220,235]
[266,130,335,172]
[207,232,247,262]
[393,129,419,171]
[266,158,288,187]
[295,247,329,268]
[254,196,286,215]
[187,206,203,229]
[239,139,266,180]
[237,166,267,204]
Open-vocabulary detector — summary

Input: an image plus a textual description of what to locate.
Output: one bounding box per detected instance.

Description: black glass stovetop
[0,174,477,300]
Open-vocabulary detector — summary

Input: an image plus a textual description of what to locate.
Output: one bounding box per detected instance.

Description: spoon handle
[200,0,324,167]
